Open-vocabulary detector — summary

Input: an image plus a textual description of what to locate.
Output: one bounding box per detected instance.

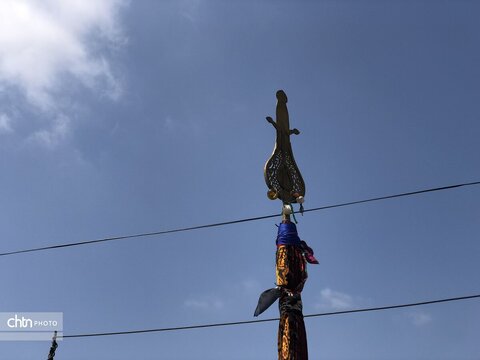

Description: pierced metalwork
[264,90,305,205]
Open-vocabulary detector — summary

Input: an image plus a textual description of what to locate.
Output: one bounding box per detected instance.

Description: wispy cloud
[180,0,202,23]
[241,279,261,294]
[162,115,203,138]
[407,311,432,327]
[0,0,127,146]
[184,296,225,311]
[183,278,266,313]
[0,113,13,134]
[27,114,70,149]
[163,116,174,130]
[315,288,357,311]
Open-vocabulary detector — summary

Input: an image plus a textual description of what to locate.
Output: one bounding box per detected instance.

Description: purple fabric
[276,222,301,246]
[301,240,319,264]
[276,222,319,264]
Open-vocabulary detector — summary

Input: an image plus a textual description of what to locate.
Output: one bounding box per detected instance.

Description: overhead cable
[1,180,479,258]
[62,293,480,339]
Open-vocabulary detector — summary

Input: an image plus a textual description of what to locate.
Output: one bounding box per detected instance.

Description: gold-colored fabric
[280,315,290,358]
[276,245,308,359]
[276,245,307,292]
[278,310,307,360]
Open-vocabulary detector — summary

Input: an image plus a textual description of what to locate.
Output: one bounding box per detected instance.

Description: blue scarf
[276,222,301,246]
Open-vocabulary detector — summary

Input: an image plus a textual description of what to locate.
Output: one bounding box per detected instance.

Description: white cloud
[180,0,201,22]
[0,0,126,145]
[183,279,263,313]
[164,116,174,130]
[28,114,70,149]
[315,288,355,311]
[0,113,13,134]
[184,296,225,311]
[407,311,432,327]
[241,279,261,293]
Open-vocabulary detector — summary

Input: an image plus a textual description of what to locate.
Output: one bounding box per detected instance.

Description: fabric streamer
[254,287,282,317]
[255,222,318,319]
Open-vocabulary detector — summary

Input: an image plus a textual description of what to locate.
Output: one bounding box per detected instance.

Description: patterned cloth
[276,222,319,264]
[276,244,308,359]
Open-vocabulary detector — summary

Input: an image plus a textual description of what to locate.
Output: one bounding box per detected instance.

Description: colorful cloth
[255,222,318,359]
[278,295,308,360]
[276,244,308,359]
[300,241,319,265]
[276,222,319,264]
[276,222,301,246]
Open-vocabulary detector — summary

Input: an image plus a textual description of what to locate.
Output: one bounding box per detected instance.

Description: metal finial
[264,90,306,208]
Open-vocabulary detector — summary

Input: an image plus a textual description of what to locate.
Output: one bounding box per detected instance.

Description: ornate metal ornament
[264,90,306,207]
[256,90,316,359]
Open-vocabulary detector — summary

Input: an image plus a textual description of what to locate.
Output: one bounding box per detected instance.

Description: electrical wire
[1,180,479,258]
[61,293,480,338]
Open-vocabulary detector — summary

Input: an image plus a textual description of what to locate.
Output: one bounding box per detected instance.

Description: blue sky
[1,0,479,359]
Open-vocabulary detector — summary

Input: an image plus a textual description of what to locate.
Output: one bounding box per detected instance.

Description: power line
[302,181,480,214]
[1,180,479,258]
[61,293,480,339]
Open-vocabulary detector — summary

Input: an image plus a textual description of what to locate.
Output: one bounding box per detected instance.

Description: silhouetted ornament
[264,90,305,205]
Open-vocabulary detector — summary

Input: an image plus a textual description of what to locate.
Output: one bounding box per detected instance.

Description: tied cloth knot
[276,222,301,246]
[276,222,319,264]
[254,223,319,317]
